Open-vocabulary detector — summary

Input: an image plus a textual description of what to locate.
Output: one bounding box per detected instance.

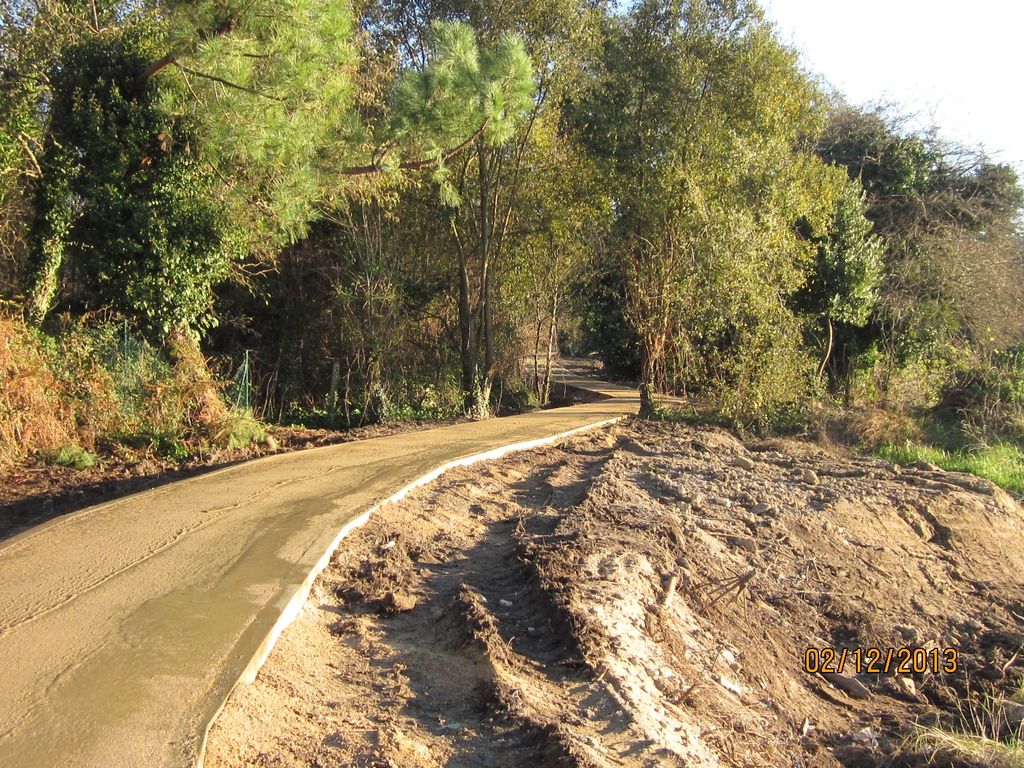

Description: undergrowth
[0,313,268,466]
[44,444,99,470]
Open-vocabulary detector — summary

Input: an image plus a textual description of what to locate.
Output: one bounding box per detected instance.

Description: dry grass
[912,685,1024,768]
[805,401,922,451]
[0,315,76,464]
[0,313,261,468]
[915,727,1024,768]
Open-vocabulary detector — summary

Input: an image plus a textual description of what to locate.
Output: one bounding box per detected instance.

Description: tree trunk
[26,238,63,326]
[532,307,543,399]
[477,143,494,418]
[453,223,479,415]
[639,343,657,418]
[817,317,834,384]
[541,291,559,405]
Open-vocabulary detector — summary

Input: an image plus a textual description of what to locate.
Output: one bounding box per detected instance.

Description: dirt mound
[206,421,1024,767]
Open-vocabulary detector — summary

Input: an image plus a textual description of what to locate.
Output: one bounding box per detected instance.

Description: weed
[914,728,1024,768]
[215,411,267,451]
[912,686,1024,768]
[46,444,99,470]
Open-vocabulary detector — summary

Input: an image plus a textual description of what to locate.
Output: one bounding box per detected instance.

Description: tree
[793,179,883,385]
[570,0,843,422]
[361,0,596,414]
[819,104,1024,364]
[23,2,534,334]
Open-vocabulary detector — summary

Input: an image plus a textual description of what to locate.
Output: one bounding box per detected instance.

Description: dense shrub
[0,315,77,463]
[0,313,267,466]
[936,347,1024,442]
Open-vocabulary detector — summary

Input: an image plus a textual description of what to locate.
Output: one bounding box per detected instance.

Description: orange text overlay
[804,647,958,675]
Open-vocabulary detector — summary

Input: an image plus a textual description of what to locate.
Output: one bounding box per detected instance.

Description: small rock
[653,676,674,693]
[821,671,871,700]
[894,624,919,644]
[851,727,879,747]
[1000,699,1024,727]
[731,456,756,471]
[715,674,744,695]
[498,599,514,609]
[728,535,757,553]
[383,590,417,613]
[800,468,820,485]
[710,496,732,509]
[718,648,739,669]
[894,676,917,696]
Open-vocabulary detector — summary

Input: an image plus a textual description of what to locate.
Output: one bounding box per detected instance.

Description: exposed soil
[205,419,1024,768]
[0,419,465,542]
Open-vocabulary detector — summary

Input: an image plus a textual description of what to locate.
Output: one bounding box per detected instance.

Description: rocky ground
[206,419,1024,767]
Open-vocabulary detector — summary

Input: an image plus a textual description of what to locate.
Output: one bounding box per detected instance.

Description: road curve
[0,372,637,768]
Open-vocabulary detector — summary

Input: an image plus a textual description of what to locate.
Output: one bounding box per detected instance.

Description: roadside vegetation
[1,0,1022,496]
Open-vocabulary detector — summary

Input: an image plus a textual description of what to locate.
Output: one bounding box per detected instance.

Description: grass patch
[46,443,99,470]
[911,686,1024,768]
[216,411,268,451]
[914,727,1024,768]
[878,442,1024,496]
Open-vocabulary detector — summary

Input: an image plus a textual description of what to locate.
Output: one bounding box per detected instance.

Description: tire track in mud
[206,430,662,767]
[207,421,1024,768]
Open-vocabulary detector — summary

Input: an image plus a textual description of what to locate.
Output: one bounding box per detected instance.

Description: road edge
[194,413,627,767]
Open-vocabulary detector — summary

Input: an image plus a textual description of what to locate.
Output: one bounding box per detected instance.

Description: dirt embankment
[206,420,1024,767]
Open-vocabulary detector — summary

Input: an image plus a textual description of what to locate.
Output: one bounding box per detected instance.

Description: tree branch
[339,121,488,176]
[134,15,240,91]
[135,52,180,90]
[175,64,283,101]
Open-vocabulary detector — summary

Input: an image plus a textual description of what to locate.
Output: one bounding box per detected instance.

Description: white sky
[762,0,1024,172]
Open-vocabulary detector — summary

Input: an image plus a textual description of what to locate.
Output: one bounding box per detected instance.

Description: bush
[936,347,1024,441]
[0,312,252,466]
[215,412,267,451]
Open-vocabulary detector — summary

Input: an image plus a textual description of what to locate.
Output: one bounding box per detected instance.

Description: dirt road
[0,374,637,768]
[207,420,1024,767]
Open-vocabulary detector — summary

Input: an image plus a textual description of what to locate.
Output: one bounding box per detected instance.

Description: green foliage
[879,442,1024,497]
[570,0,843,422]
[159,0,358,247]
[390,21,535,150]
[46,444,99,470]
[28,27,234,336]
[215,411,267,451]
[796,181,883,327]
[936,347,1024,441]
[820,105,1024,370]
